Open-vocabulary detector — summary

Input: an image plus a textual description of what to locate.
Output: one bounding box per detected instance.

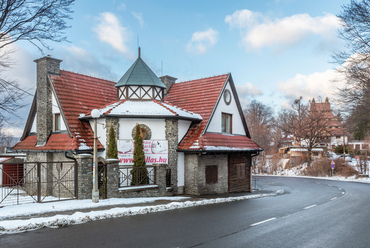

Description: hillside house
[12,53,262,199]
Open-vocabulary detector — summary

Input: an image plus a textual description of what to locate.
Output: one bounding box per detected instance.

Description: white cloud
[0,42,36,130]
[277,69,344,104]
[118,3,126,11]
[237,82,262,97]
[3,127,23,137]
[225,9,262,29]
[59,46,117,81]
[225,9,340,51]
[187,28,218,54]
[132,12,144,27]
[93,12,133,58]
[236,82,262,108]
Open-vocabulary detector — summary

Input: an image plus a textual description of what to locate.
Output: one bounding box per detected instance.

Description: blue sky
[3,0,350,137]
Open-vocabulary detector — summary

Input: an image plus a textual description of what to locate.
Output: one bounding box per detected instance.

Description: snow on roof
[0,157,12,163]
[97,100,202,120]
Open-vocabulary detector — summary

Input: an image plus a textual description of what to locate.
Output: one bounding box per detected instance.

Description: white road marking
[342,192,345,195]
[250,218,277,227]
[338,188,342,190]
[304,204,317,210]
[331,197,337,201]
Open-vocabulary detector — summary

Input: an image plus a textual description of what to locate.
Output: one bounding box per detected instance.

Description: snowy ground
[0,191,283,234]
[257,159,370,184]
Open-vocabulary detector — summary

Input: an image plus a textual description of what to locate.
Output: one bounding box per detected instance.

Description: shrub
[304,158,358,178]
[334,145,351,155]
[131,124,149,185]
[106,124,118,159]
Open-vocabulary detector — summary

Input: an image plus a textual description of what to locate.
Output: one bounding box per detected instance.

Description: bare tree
[0,118,16,152]
[333,0,370,137]
[0,0,74,51]
[277,97,329,165]
[0,0,74,134]
[243,100,275,153]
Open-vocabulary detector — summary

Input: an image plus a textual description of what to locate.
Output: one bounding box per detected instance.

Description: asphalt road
[1,176,370,248]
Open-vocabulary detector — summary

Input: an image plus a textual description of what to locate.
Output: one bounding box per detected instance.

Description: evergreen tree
[106,124,118,159]
[131,124,149,185]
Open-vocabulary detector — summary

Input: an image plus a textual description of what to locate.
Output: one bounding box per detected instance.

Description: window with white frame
[55,113,61,131]
[221,113,232,133]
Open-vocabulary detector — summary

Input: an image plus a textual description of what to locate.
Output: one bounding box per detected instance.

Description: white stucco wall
[206,81,246,135]
[30,113,37,133]
[177,152,184,187]
[118,118,166,140]
[178,120,192,142]
[51,91,66,131]
[89,118,107,158]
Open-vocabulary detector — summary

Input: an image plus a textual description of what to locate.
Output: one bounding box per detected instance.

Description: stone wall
[115,164,168,197]
[198,154,228,194]
[105,159,119,198]
[184,153,199,195]
[159,75,177,95]
[165,119,178,192]
[34,56,62,146]
[74,154,93,199]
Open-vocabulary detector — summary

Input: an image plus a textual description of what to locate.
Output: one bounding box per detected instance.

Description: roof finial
[138,46,141,58]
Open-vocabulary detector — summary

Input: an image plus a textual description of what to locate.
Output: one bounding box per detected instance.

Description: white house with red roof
[13,52,261,198]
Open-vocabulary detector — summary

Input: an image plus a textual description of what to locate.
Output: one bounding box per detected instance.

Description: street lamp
[91,109,101,203]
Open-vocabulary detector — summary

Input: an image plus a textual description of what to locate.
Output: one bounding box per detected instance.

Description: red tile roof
[165,74,260,151]
[50,70,117,150]
[12,134,78,151]
[15,71,261,152]
[14,70,116,151]
[165,74,228,150]
[201,133,262,151]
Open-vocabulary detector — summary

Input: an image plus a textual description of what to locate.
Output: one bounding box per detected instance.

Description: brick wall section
[198,154,228,194]
[34,56,62,146]
[165,119,178,192]
[228,153,252,193]
[74,154,93,199]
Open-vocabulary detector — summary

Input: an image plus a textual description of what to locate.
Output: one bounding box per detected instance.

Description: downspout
[64,151,78,198]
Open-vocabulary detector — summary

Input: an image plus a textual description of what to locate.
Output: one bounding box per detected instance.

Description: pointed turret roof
[115,54,166,88]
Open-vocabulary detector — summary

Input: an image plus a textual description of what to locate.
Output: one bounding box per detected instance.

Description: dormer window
[222,113,232,133]
[55,113,61,131]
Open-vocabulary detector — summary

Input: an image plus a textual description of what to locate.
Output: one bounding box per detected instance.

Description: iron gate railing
[0,161,77,206]
[119,166,156,187]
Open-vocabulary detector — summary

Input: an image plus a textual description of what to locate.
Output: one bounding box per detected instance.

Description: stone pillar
[160,75,177,95]
[106,159,119,198]
[184,153,199,195]
[154,164,167,195]
[34,56,62,146]
[165,119,178,192]
[74,154,93,199]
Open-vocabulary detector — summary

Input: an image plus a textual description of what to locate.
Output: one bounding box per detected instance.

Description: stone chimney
[159,75,177,95]
[34,56,62,146]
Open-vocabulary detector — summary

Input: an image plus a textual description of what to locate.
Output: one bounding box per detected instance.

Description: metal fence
[119,166,156,187]
[0,161,77,206]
